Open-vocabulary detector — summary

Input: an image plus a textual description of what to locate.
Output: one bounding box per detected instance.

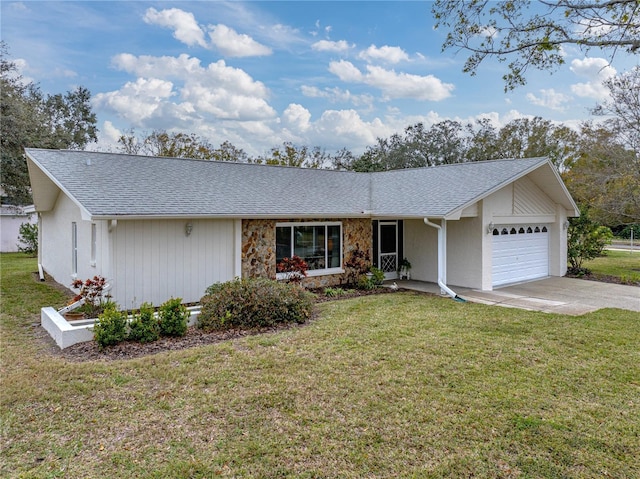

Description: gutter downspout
[423,218,465,302]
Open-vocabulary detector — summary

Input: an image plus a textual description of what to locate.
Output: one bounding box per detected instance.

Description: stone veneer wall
[241,218,372,289]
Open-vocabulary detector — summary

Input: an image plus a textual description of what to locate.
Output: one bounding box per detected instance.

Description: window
[276,222,342,275]
[72,222,78,275]
[90,223,97,266]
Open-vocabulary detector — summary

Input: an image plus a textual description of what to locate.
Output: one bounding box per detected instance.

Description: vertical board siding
[111,219,235,309]
[513,177,555,215]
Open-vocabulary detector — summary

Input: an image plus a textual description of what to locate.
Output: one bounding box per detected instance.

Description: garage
[492,225,549,287]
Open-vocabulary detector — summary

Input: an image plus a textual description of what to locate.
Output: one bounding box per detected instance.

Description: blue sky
[2,1,637,156]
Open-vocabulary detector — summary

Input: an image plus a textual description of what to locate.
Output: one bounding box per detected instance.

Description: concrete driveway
[396,277,639,315]
[458,277,640,315]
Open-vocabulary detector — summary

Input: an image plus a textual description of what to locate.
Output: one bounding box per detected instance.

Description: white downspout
[423,218,464,301]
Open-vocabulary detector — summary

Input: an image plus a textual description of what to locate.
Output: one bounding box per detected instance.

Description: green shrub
[324,287,346,297]
[370,266,385,285]
[93,305,128,349]
[17,222,38,256]
[158,298,189,337]
[357,275,376,290]
[198,278,314,331]
[128,302,159,343]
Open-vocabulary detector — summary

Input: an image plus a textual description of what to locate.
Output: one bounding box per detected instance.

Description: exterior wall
[242,218,372,288]
[447,216,483,289]
[403,219,438,283]
[40,193,97,291]
[1,207,36,252]
[109,219,237,309]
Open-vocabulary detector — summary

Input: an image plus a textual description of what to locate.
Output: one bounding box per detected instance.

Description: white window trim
[275,221,344,278]
[90,223,97,267]
[71,222,78,278]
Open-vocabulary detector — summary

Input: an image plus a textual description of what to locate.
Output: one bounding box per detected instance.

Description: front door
[378,221,398,280]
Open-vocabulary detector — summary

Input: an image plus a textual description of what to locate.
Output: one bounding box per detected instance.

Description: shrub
[357,275,376,290]
[276,255,308,283]
[93,304,128,349]
[158,298,189,337]
[17,222,38,256]
[324,287,346,297]
[71,276,111,317]
[198,278,314,331]
[370,266,385,285]
[343,246,371,286]
[568,207,613,273]
[128,302,159,343]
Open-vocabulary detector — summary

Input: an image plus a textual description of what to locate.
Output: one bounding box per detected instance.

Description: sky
[2,1,638,157]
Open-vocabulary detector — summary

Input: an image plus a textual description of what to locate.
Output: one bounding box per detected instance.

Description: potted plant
[399,257,412,280]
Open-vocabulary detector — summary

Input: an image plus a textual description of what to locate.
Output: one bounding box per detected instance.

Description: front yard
[1,253,639,478]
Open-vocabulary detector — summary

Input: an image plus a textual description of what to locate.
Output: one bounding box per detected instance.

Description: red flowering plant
[70,275,113,317]
[276,255,308,284]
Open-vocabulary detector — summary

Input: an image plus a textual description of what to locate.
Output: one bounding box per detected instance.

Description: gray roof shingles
[25,148,547,219]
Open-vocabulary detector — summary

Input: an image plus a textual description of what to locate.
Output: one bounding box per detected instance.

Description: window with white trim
[72,222,78,275]
[90,223,97,266]
[276,222,342,275]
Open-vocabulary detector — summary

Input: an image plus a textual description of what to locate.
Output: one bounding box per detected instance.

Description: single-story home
[26,148,579,309]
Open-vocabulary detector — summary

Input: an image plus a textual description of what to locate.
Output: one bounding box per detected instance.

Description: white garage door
[492,225,549,287]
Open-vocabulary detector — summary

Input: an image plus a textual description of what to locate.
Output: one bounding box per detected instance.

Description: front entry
[373,220,403,280]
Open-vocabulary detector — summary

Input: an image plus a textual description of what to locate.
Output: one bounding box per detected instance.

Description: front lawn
[582,249,640,285]
[1,253,639,478]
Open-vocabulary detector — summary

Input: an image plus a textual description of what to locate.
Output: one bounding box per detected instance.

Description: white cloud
[94,78,175,125]
[311,40,352,53]
[359,44,409,64]
[208,24,272,57]
[301,85,374,107]
[329,61,454,101]
[569,57,616,100]
[526,88,571,111]
[328,60,364,82]
[99,53,276,124]
[143,8,207,48]
[283,104,311,132]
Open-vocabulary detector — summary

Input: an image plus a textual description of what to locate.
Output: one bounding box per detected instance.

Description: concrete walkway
[395,277,640,315]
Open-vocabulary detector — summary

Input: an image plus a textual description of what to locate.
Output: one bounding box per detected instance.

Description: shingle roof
[25,149,555,219]
[371,157,548,217]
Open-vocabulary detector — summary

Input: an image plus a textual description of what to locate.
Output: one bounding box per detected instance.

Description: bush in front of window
[198,278,315,331]
[276,255,308,283]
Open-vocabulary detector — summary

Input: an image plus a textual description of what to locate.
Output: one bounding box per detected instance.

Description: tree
[565,123,639,225]
[252,142,325,168]
[496,117,580,171]
[592,66,640,153]
[117,130,217,160]
[1,42,98,205]
[433,0,640,90]
[567,206,613,273]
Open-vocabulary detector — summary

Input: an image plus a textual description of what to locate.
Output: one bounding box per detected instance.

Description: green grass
[2,253,639,478]
[583,249,640,284]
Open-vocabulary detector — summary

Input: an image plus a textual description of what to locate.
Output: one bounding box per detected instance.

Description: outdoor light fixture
[487,221,494,234]
[563,220,569,230]
[185,222,193,236]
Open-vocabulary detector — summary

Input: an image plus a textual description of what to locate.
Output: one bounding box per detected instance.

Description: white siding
[110,219,236,309]
[40,193,99,289]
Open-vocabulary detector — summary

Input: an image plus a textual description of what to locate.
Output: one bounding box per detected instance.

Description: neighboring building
[1,204,36,253]
[26,148,579,309]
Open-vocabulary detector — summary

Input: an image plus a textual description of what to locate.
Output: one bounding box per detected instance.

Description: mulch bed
[57,287,401,363]
[565,272,640,287]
